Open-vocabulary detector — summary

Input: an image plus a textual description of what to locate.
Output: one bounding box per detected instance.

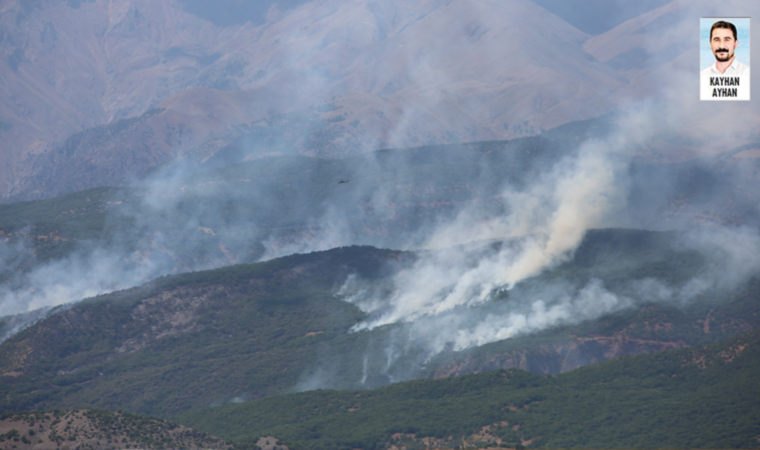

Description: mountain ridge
[0,0,651,201]
[176,328,760,449]
[0,231,757,417]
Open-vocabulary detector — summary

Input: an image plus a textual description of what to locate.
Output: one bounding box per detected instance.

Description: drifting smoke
[675,227,760,298]
[334,222,760,373]
[0,232,187,342]
[331,89,760,371]
[345,125,630,333]
[324,0,760,371]
[417,279,630,353]
[0,0,758,393]
[0,241,174,316]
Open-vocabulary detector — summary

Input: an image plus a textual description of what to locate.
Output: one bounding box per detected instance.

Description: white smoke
[679,226,760,293]
[334,85,760,358]
[0,244,168,317]
[348,134,629,332]
[437,279,630,352]
[327,0,760,365]
[0,0,758,371]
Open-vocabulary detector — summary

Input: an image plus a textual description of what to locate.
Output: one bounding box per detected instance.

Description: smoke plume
[0,0,759,384]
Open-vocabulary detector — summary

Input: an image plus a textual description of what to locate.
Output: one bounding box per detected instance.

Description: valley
[1,0,759,448]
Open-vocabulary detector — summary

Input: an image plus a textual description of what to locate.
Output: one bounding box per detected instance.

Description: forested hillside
[178,329,760,450]
[0,230,757,417]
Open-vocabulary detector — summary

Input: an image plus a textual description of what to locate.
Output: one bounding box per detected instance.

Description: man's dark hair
[710,21,737,40]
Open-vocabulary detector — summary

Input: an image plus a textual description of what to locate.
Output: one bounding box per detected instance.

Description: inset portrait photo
[700,17,750,101]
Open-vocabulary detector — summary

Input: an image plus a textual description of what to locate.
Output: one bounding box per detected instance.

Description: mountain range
[1,0,759,448]
[1,117,758,316]
[3,0,759,201]
[1,228,758,417]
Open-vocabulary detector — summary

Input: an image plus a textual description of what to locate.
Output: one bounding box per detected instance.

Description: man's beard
[714,49,734,62]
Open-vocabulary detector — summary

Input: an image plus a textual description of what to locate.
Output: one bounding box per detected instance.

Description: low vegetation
[0,232,758,418]
[178,329,760,449]
[0,408,229,450]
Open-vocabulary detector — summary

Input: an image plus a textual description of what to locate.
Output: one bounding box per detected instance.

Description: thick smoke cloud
[0,235,180,342]
[420,279,630,353]
[332,117,625,353]
[0,0,759,389]
[348,137,629,331]
[0,236,180,315]
[336,225,760,362]
[325,0,760,374]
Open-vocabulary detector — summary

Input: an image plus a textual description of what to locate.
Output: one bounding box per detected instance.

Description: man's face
[711,28,738,62]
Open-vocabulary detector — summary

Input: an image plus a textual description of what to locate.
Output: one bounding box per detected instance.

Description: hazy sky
[179,0,672,34]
